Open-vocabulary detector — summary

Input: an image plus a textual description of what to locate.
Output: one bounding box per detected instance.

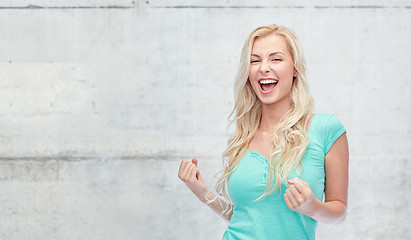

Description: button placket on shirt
[263,163,268,183]
[249,151,269,184]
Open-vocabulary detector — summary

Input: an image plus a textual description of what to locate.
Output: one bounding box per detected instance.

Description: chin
[260,100,279,106]
[257,97,278,105]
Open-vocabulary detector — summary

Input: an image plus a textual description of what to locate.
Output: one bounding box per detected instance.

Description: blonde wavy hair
[215,24,314,215]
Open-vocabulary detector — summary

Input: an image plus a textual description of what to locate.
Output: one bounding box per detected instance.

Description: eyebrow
[251,52,285,58]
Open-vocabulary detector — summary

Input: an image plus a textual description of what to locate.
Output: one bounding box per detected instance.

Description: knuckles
[296,197,305,205]
[178,160,198,183]
[285,179,314,212]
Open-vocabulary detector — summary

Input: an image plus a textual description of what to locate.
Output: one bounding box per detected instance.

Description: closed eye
[250,60,260,63]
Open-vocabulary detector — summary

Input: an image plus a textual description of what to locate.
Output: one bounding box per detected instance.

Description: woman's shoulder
[310,113,346,154]
[311,113,344,129]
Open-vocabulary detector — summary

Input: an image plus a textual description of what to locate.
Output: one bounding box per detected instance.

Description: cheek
[248,66,258,80]
[285,64,296,77]
[279,66,295,84]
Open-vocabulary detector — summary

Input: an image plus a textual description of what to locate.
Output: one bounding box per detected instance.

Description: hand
[284,177,320,217]
[178,158,208,202]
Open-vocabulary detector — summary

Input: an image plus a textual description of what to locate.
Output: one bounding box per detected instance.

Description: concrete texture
[0,0,410,239]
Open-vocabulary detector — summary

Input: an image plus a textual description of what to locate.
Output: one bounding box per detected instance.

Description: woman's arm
[284,133,349,224]
[199,191,233,222]
[318,132,349,224]
[178,158,233,222]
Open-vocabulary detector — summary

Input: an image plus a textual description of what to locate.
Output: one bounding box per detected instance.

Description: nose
[259,60,270,74]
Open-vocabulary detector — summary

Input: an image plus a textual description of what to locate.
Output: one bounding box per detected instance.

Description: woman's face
[249,33,296,106]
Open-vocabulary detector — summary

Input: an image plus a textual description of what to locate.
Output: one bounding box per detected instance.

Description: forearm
[178,158,233,222]
[310,198,347,225]
[198,191,233,223]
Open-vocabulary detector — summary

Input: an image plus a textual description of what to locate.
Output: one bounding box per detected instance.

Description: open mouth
[259,79,278,93]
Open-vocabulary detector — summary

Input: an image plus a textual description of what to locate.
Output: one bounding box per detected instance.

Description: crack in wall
[152,5,402,9]
[0,4,133,9]
[0,5,410,10]
[0,155,196,161]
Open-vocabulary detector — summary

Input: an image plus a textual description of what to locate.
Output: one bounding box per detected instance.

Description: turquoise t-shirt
[222,113,346,240]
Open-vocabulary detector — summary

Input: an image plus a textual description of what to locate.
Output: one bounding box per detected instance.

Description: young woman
[178,24,349,239]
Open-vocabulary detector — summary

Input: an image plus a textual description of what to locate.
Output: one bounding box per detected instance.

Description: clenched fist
[178,158,208,202]
[284,177,320,217]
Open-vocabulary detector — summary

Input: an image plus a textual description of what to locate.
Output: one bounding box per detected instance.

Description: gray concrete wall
[0,0,410,239]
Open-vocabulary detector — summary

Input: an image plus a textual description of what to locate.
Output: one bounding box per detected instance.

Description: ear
[293,69,298,84]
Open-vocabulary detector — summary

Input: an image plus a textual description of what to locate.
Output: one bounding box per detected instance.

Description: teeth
[259,79,278,84]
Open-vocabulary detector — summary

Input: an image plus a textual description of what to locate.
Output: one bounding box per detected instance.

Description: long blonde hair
[215,24,314,214]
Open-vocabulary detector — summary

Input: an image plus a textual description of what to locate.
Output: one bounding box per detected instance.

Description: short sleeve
[324,115,346,154]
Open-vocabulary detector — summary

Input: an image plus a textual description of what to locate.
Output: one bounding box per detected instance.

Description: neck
[259,98,293,132]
